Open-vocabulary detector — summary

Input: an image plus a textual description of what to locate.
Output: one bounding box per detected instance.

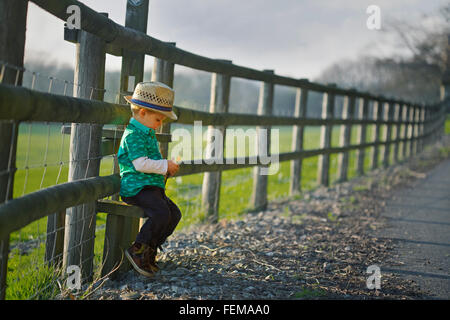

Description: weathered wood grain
[251,70,274,212]
[289,87,308,195]
[63,27,106,283]
[0,0,28,300]
[202,60,232,223]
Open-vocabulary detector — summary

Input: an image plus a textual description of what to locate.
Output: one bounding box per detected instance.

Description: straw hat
[124,81,177,121]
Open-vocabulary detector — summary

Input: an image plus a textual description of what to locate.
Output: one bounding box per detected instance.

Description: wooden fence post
[409,105,417,157]
[430,108,436,144]
[119,0,149,104]
[428,107,435,148]
[425,107,431,148]
[101,1,150,277]
[337,93,355,182]
[417,105,425,154]
[201,60,232,222]
[406,104,413,158]
[422,105,428,149]
[414,105,420,154]
[356,97,369,176]
[433,107,440,143]
[392,103,401,163]
[317,90,335,187]
[436,107,442,143]
[429,107,436,146]
[400,104,408,160]
[405,104,412,157]
[152,42,176,159]
[382,102,395,168]
[0,0,28,300]
[417,105,423,153]
[425,106,432,147]
[251,70,274,211]
[370,100,383,170]
[404,104,413,158]
[289,87,308,195]
[415,105,421,154]
[63,23,106,284]
[45,15,83,266]
[435,108,441,143]
[424,107,430,147]
[102,213,128,277]
[415,105,422,153]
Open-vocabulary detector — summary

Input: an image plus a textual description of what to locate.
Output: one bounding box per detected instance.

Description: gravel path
[375,144,450,299]
[71,135,450,300]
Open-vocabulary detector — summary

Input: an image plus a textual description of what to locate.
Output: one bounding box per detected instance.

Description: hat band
[131,98,173,112]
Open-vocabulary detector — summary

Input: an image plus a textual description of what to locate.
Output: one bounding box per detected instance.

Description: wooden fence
[0,0,448,299]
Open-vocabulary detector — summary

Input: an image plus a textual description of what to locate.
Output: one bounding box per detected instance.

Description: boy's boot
[125,242,155,277]
[144,245,160,273]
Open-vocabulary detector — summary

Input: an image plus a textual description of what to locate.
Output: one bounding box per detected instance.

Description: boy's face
[138,108,166,130]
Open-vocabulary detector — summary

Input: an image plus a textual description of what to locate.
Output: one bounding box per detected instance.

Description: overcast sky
[24,0,446,80]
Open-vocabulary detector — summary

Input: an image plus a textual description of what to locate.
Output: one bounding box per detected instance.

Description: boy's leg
[157,194,182,248]
[122,188,172,274]
[132,186,171,248]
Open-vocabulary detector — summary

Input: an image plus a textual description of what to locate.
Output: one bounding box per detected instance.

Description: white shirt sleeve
[132,157,168,175]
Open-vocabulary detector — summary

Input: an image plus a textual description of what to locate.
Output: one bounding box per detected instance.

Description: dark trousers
[122,186,182,249]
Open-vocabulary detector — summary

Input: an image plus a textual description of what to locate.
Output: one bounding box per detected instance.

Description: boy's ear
[139,108,147,117]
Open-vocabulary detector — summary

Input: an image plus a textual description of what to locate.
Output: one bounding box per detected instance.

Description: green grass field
[4,120,422,299]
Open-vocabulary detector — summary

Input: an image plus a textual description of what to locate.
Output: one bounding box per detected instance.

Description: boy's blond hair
[131,104,157,116]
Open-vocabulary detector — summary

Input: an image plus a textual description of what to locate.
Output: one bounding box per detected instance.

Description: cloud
[23,0,444,80]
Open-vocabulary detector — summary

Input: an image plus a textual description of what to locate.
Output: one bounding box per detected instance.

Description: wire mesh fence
[0,60,116,299]
[0,61,288,299]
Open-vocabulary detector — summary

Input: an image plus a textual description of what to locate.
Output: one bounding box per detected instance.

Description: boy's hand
[167,160,179,177]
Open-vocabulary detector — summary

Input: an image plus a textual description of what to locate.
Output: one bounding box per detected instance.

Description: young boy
[118,81,181,277]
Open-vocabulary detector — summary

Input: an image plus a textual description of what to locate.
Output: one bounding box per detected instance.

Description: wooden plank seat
[96,199,145,219]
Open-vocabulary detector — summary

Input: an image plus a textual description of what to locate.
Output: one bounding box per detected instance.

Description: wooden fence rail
[0,84,442,127]
[0,0,448,299]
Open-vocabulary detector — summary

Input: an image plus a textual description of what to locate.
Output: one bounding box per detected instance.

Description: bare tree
[316,4,449,104]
